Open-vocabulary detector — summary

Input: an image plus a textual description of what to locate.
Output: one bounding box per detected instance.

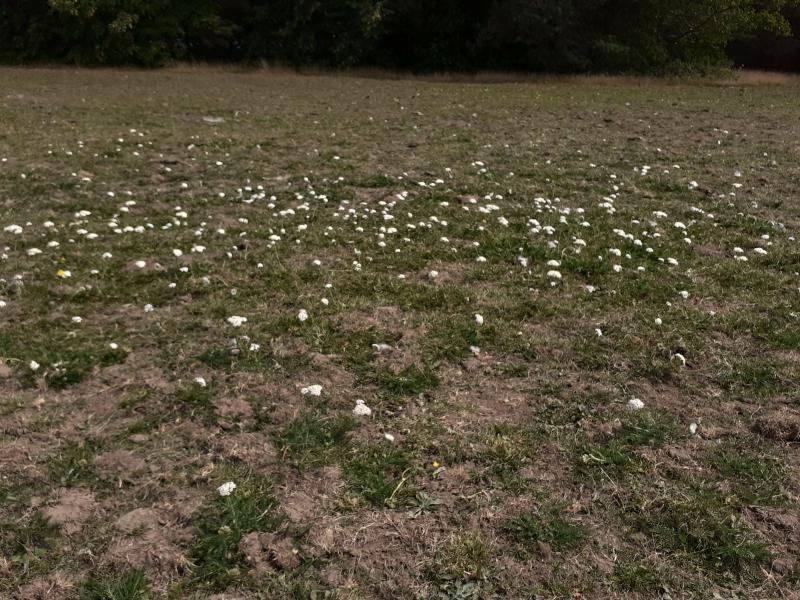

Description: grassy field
[1,66,799,599]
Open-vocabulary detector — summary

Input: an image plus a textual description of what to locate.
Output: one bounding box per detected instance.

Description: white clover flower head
[546,270,562,280]
[144,304,154,313]
[353,399,372,416]
[383,432,395,442]
[689,423,698,435]
[679,290,690,299]
[298,309,309,322]
[217,481,237,497]
[227,315,247,327]
[29,360,40,371]
[195,377,207,387]
[654,317,663,326]
[301,384,323,397]
[135,260,147,268]
[109,342,119,350]
[428,270,439,279]
[474,313,484,326]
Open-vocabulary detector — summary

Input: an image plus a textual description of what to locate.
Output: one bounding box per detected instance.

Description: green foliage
[1,0,796,71]
[630,489,770,576]
[501,507,588,555]
[190,473,281,591]
[276,411,359,470]
[576,411,681,480]
[48,440,102,487]
[344,444,415,507]
[710,441,785,505]
[80,569,151,600]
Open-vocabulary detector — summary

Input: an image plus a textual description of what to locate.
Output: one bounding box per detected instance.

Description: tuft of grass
[189,472,282,592]
[576,411,680,480]
[276,411,359,470]
[475,423,541,492]
[80,569,151,600]
[612,558,662,593]
[0,512,60,575]
[430,532,493,583]
[370,364,440,396]
[501,506,588,556]
[710,441,785,506]
[174,381,216,422]
[48,440,102,487]
[629,488,770,577]
[344,445,415,507]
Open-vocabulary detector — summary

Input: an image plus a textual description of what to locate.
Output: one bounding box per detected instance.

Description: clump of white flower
[474,313,484,326]
[353,399,372,416]
[627,398,645,411]
[217,481,237,496]
[227,315,247,327]
[301,384,323,396]
[298,309,309,322]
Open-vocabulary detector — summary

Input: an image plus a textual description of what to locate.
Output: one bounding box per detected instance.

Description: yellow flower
[432,461,440,469]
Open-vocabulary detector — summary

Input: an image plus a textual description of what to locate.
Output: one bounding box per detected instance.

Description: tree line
[1,0,798,73]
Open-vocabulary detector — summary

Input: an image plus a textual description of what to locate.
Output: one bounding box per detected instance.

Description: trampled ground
[1,67,799,599]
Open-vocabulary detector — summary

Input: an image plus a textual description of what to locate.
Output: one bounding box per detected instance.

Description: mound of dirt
[94,450,148,483]
[753,408,800,442]
[239,532,300,573]
[103,506,193,581]
[41,489,98,535]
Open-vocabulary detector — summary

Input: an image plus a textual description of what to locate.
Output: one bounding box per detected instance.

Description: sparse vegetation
[0,67,799,598]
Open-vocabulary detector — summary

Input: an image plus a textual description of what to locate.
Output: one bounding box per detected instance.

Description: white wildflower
[301,384,323,397]
[627,398,645,411]
[353,399,372,416]
[217,481,237,496]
